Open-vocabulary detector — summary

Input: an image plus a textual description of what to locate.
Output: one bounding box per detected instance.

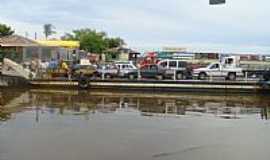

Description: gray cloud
[1,0,270,53]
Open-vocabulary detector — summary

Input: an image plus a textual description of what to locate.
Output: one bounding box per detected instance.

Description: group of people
[27,58,73,79]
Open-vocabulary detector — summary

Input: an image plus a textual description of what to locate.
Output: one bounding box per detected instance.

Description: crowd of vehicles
[54,55,270,82]
[2,55,270,82]
[67,59,193,81]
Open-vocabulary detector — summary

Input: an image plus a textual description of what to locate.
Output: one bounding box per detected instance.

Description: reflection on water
[1,89,270,160]
[1,89,270,122]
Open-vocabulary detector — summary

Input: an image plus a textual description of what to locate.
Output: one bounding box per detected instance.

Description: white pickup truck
[193,56,244,80]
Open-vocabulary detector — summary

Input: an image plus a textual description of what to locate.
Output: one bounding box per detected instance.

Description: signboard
[210,0,225,5]
[80,59,91,65]
[162,47,187,52]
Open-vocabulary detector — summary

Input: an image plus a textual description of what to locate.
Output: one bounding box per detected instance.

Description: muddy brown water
[1,89,270,160]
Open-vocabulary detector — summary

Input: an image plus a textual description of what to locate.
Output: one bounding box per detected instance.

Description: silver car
[97,64,119,79]
[115,61,138,78]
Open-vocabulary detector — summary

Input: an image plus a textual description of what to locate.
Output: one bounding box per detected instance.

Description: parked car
[128,64,165,80]
[115,61,138,78]
[157,59,192,80]
[193,56,243,80]
[96,64,119,79]
[263,70,270,81]
[72,65,97,79]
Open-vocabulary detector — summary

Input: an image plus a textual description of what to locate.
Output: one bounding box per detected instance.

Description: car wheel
[198,72,207,80]
[228,73,236,81]
[129,74,135,80]
[105,74,112,79]
[156,75,163,80]
[176,72,184,80]
[263,74,270,81]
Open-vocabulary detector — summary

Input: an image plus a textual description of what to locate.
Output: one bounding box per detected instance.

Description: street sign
[210,0,225,5]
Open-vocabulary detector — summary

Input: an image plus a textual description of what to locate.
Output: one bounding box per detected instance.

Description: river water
[0,89,270,160]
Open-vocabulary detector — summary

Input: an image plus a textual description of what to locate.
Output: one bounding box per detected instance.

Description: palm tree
[0,24,14,37]
[43,24,56,40]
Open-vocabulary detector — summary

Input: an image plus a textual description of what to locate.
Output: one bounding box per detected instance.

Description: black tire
[261,82,270,90]
[198,72,207,80]
[93,72,100,78]
[176,72,184,80]
[156,74,163,80]
[263,74,270,81]
[228,73,236,81]
[105,74,112,79]
[78,76,89,89]
[258,74,264,81]
[128,74,135,80]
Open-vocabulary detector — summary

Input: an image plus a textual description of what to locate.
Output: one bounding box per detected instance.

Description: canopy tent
[36,40,80,49]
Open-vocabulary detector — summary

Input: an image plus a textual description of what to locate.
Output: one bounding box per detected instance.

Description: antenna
[210,0,226,5]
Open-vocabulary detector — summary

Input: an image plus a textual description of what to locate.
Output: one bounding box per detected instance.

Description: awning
[37,40,80,49]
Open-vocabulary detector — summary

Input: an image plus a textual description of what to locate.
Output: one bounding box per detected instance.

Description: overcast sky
[1,0,270,53]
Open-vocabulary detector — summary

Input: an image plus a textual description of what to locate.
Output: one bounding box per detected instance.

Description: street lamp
[210,0,226,5]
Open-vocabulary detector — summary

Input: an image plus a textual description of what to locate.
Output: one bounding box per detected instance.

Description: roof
[0,35,40,47]
[106,47,140,54]
[37,40,80,49]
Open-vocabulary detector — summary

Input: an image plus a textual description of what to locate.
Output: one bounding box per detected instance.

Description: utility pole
[34,32,37,40]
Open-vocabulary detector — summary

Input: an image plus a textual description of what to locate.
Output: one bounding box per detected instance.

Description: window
[112,54,117,59]
[169,61,177,68]
[178,61,187,68]
[160,61,167,68]
[150,65,157,70]
[210,64,219,69]
[122,65,128,69]
[225,58,233,65]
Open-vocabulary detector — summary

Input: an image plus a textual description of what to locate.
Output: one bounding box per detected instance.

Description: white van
[157,59,191,80]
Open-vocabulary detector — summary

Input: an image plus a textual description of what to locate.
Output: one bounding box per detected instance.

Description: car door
[118,64,125,77]
[122,65,130,76]
[166,60,177,76]
[208,63,221,77]
[140,65,149,78]
[148,65,158,78]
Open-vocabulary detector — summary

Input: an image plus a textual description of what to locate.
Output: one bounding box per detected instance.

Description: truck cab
[193,56,243,80]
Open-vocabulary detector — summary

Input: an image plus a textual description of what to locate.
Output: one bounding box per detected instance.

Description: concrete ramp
[1,58,35,80]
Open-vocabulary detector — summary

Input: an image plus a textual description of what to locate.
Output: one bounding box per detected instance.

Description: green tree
[0,23,14,37]
[105,37,125,48]
[61,28,124,54]
[43,24,56,39]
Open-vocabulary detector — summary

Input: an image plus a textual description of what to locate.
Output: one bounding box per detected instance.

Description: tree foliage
[0,23,14,37]
[61,28,125,54]
[43,24,56,39]
[105,37,125,49]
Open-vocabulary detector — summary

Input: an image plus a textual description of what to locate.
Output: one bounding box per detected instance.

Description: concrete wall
[0,75,29,88]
